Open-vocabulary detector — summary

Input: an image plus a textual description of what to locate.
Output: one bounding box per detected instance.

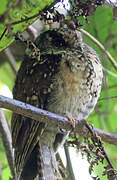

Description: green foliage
[0,62,15,90]
[2,167,11,180]
[0,0,54,51]
[0,144,11,180]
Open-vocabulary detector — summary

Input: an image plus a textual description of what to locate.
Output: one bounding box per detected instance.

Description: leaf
[0,62,15,90]
[0,0,7,15]
[2,166,11,180]
[0,0,54,51]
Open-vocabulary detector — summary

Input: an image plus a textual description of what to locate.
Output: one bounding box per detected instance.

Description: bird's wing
[11,55,53,176]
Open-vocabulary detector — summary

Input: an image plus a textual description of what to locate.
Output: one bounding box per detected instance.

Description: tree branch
[0,95,117,146]
[64,144,75,180]
[4,48,18,75]
[0,109,15,178]
[78,28,117,70]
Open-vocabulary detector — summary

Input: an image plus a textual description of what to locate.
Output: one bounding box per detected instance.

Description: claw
[67,116,76,137]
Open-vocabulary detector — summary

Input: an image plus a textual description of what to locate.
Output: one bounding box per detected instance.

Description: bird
[11,24,103,180]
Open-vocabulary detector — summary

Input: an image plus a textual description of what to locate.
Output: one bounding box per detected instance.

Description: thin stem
[78,28,117,70]
[102,66,117,78]
[64,144,75,180]
[7,13,40,26]
[4,48,18,75]
[0,28,7,41]
[85,122,114,169]
[7,0,61,27]
[0,109,15,178]
[99,96,117,101]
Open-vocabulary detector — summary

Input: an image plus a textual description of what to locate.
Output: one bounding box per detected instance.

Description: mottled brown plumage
[11,26,103,180]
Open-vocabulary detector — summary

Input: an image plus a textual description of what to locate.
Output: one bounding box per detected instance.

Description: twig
[102,66,117,78]
[0,109,15,178]
[7,13,40,27]
[7,0,61,27]
[0,0,60,43]
[78,28,117,70]
[99,96,117,101]
[64,144,75,180]
[4,48,18,75]
[0,95,117,146]
[85,122,114,169]
[44,0,61,11]
[0,28,7,41]
[108,84,117,89]
[94,127,117,146]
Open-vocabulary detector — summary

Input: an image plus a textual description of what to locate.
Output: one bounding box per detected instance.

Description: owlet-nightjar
[11,26,103,180]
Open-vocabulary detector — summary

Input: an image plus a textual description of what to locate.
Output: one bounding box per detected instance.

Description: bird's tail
[36,141,61,180]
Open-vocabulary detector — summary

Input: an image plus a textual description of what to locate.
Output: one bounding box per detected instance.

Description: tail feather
[37,141,59,180]
[37,142,44,180]
[20,145,38,180]
[17,128,64,180]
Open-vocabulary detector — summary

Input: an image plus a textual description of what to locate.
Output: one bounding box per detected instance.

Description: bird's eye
[77,64,80,68]
[77,46,83,52]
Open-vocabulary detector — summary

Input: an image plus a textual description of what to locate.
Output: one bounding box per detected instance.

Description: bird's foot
[67,116,76,137]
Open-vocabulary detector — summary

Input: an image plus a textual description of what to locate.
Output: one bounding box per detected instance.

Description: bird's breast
[47,61,102,120]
